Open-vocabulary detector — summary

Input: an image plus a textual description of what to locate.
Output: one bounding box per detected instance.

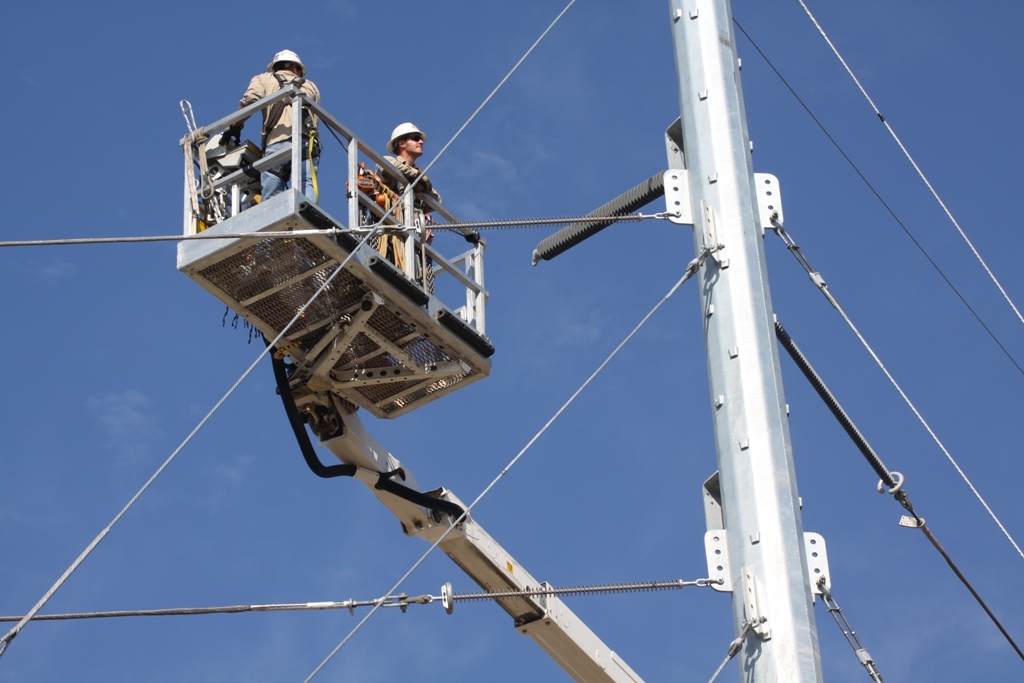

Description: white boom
[322,410,646,683]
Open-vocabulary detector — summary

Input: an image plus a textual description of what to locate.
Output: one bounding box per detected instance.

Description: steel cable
[917,523,1024,661]
[0,214,669,248]
[707,621,755,683]
[364,0,578,235]
[771,221,1024,564]
[302,248,713,682]
[0,578,714,624]
[0,229,340,248]
[301,5,580,677]
[732,18,1024,380]
[775,319,1024,662]
[453,578,714,603]
[796,0,1024,331]
[0,229,379,661]
[816,580,884,682]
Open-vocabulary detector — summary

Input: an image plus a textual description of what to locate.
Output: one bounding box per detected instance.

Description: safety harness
[261,72,321,200]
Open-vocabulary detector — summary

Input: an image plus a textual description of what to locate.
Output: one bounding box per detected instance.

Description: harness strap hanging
[261,73,306,151]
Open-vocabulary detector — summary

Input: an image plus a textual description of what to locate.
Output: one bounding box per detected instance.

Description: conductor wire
[367,0,578,233]
[797,0,1024,330]
[772,220,1024,562]
[0,229,379,661]
[732,18,1024,380]
[303,248,714,682]
[0,578,714,623]
[775,322,1024,661]
[0,213,669,248]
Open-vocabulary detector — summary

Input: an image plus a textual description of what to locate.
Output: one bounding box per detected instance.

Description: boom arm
[315,406,646,683]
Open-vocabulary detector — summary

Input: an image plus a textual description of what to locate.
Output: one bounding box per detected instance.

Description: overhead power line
[0,230,379,661]
[300,1,580,675]
[772,219,1024,564]
[0,214,672,248]
[303,246,716,682]
[0,578,714,623]
[364,0,577,236]
[0,229,338,248]
[775,319,1024,662]
[732,18,1024,380]
[796,0,1024,331]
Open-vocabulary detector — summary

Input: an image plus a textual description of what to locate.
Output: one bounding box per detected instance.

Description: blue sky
[2,1,1023,681]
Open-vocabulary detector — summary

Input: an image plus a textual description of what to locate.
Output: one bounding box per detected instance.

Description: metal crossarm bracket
[663,172,783,235]
[704,531,830,599]
[753,173,783,233]
[704,531,732,592]
[804,533,830,595]
[702,472,733,593]
[663,170,694,225]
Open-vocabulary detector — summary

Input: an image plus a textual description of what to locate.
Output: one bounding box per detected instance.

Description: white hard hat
[387,122,426,153]
[268,49,306,77]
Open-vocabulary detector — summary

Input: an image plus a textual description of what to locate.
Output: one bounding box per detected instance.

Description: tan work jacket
[378,155,442,203]
[240,71,320,147]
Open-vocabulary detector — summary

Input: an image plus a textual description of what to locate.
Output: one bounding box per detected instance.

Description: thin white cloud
[552,313,602,346]
[469,151,519,183]
[199,453,257,508]
[35,258,76,282]
[86,390,160,461]
[448,199,491,221]
[324,0,358,19]
[212,453,255,487]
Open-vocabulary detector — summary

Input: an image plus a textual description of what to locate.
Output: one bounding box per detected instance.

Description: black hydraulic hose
[774,320,895,488]
[270,351,357,479]
[270,347,465,519]
[374,477,465,519]
[532,172,665,264]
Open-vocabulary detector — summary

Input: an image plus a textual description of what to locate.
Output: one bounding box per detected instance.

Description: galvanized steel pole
[666,1,824,681]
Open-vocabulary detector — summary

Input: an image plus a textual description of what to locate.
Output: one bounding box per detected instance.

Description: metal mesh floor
[178,195,490,419]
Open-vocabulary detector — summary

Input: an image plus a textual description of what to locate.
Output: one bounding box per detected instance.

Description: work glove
[225,123,243,144]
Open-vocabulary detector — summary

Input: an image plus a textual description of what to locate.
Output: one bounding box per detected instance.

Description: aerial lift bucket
[177,188,493,419]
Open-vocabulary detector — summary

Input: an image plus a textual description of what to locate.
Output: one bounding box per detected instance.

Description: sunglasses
[402,134,425,143]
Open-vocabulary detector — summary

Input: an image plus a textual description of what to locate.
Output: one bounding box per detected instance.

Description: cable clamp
[876,471,904,495]
[695,577,724,588]
[898,515,925,529]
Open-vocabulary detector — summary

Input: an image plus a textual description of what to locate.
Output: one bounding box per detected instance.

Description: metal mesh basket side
[247,266,366,334]
[198,238,331,302]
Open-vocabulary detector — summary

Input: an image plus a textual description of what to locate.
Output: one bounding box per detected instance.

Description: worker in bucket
[375,123,442,291]
[228,50,321,202]
[378,123,442,207]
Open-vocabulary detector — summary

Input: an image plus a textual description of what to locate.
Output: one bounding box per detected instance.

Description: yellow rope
[308,131,319,203]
